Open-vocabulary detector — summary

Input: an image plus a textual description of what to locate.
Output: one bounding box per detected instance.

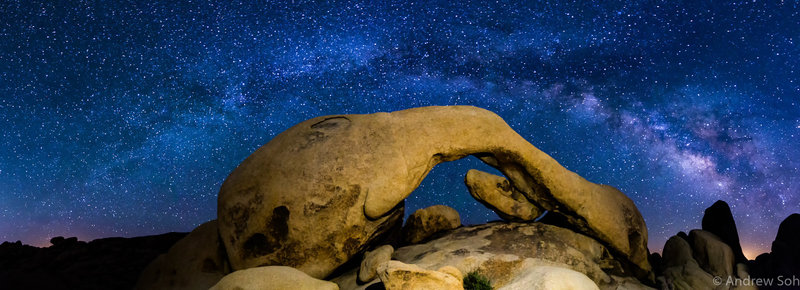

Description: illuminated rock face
[135,220,229,290]
[377,261,463,290]
[465,169,543,221]
[210,266,339,290]
[402,205,461,244]
[388,222,637,289]
[217,105,651,280]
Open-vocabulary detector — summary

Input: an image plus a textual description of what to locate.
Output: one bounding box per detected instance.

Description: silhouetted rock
[702,200,747,264]
[662,236,694,268]
[648,253,663,277]
[676,231,689,242]
[49,236,65,245]
[755,252,771,265]
[776,214,800,242]
[0,232,186,290]
[746,214,800,289]
[774,214,800,260]
[656,206,800,290]
[770,214,800,277]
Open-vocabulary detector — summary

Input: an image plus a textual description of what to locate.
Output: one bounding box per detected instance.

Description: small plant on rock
[463,271,492,290]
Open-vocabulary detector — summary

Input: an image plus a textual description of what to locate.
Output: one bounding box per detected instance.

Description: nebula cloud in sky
[1,1,798,257]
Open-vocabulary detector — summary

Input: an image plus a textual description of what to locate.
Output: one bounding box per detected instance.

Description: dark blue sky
[1,0,798,257]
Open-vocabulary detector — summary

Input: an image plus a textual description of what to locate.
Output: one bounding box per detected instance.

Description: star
[0,1,797,258]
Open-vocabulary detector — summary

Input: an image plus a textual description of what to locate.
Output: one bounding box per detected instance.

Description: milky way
[1,1,798,256]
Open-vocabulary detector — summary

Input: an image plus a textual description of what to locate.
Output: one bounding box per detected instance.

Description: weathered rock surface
[660,235,716,290]
[465,169,542,221]
[732,263,758,290]
[402,205,461,244]
[217,106,651,279]
[658,230,752,290]
[135,220,229,290]
[662,236,694,268]
[661,260,716,290]
[437,266,464,282]
[376,261,462,290]
[333,222,652,290]
[209,266,339,290]
[702,200,747,264]
[358,245,394,283]
[499,265,599,290]
[655,202,800,290]
[689,230,734,279]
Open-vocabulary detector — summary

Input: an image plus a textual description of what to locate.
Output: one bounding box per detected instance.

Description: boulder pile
[654,200,799,290]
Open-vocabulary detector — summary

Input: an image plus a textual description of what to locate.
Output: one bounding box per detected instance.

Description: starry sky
[1,1,798,258]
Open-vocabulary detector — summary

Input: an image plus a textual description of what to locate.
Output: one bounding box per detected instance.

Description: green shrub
[463,271,492,290]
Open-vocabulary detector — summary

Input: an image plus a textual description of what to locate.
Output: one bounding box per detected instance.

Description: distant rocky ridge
[0,232,186,290]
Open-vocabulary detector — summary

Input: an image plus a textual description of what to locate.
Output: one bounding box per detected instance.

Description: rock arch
[217,106,651,281]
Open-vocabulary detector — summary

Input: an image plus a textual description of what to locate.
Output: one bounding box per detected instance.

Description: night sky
[1,1,798,258]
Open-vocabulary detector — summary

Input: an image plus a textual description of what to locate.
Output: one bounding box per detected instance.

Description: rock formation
[402,205,461,244]
[209,266,339,290]
[689,229,734,279]
[331,222,653,290]
[655,201,800,290]
[657,204,743,289]
[6,106,798,290]
[465,169,542,221]
[733,263,759,290]
[499,265,600,290]
[0,232,186,290]
[217,105,651,280]
[702,200,747,264]
[376,261,463,290]
[135,220,229,290]
[662,236,694,269]
[660,235,716,289]
[771,214,800,275]
[358,245,394,283]
[749,213,800,289]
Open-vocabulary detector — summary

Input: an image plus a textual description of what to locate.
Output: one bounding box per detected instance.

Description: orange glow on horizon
[651,243,770,261]
[742,245,768,261]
